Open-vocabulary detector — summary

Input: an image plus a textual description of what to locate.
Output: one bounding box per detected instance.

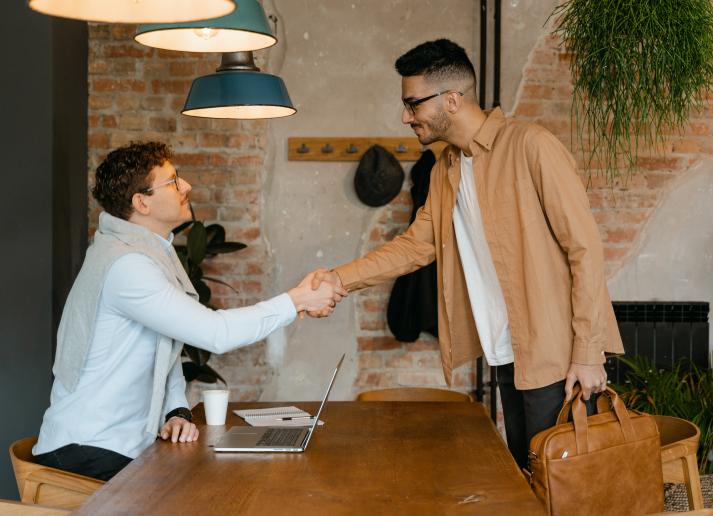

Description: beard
[411,109,451,145]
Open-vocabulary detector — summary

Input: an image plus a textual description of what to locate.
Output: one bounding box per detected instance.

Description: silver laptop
[213,354,344,453]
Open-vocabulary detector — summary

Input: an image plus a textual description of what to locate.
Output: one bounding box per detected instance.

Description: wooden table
[78,402,545,515]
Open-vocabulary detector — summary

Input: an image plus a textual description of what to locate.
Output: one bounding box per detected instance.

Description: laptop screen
[302,353,344,449]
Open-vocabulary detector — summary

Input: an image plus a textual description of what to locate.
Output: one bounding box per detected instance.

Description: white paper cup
[203,389,229,425]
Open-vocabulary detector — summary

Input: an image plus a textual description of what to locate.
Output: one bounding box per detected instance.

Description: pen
[277,416,314,421]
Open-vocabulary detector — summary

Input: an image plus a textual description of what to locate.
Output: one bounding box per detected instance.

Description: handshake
[287,268,346,319]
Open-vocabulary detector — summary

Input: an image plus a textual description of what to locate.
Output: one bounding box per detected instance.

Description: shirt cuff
[571,344,606,365]
[333,265,357,290]
[269,292,298,325]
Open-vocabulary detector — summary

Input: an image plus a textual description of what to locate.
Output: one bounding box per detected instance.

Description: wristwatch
[165,407,193,423]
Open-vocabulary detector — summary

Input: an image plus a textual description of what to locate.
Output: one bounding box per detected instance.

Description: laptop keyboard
[256,428,304,447]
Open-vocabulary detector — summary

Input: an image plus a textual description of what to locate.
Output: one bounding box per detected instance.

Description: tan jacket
[335,108,623,389]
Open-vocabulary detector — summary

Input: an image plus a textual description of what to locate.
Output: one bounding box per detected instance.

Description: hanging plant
[550,0,713,182]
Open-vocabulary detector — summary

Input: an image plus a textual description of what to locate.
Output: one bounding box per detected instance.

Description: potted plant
[550,0,713,182]
[172,218,246,384]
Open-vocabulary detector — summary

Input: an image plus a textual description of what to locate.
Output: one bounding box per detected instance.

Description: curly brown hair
[92,141,173,220]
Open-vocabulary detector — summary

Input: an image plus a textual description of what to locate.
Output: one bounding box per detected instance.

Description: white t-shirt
[452,151,513,366]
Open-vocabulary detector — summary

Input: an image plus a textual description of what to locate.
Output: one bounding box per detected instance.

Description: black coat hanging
[386,149,438,342]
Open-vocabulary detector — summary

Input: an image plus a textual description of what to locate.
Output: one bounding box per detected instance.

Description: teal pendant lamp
[133,0,295,120]
[135,0,276,53]
[28,0,235,23]
[182,52,295,119]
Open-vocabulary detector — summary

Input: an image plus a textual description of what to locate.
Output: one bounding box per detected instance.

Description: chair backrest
[9,437,105,509]
[0,499,71,515]
[653,415,699,449]
[357,387,473,402]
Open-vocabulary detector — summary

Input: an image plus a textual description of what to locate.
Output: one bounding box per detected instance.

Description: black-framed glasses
[141,175,179,194]
[402,90,464,115]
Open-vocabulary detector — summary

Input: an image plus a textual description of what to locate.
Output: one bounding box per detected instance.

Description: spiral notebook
[234,406,324,427]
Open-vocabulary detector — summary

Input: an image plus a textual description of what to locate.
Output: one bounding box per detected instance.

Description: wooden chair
[653,415,705,511]
[9,437,105,510]
[357,387,473,402]
[0,499,71,515]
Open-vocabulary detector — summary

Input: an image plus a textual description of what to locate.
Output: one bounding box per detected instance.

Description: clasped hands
[288,268,346,319]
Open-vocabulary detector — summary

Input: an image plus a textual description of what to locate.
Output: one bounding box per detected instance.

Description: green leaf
[183,344,211,366]
[195,278,211,305]
[203,276,239,296]
[206,242,247,255]
[187,221,207,266]
[172,220,194,236]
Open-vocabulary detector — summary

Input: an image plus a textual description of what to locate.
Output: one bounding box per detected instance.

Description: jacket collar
[446,107,506,167]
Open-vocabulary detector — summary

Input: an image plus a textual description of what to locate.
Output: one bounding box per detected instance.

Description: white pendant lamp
[28,0,236,24]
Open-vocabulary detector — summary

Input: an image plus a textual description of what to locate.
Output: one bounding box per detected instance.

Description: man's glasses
[402,90,464,115]
[141,176,179,194]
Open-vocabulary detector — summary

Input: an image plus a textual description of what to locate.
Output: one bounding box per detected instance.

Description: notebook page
[233,406,324,427]
[233,406,307,419]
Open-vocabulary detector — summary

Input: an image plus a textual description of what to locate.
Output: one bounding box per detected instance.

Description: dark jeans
[33,443,132,481]
[495,362,594,471]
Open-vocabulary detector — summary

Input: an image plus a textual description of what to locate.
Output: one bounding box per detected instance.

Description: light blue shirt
[34,234,296,459]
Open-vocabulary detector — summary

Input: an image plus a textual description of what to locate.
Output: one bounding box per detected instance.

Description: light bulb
[193,28,219,40]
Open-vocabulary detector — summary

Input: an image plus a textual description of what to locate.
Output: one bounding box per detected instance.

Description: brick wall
[353,185,478,398]
[87,24,274,404]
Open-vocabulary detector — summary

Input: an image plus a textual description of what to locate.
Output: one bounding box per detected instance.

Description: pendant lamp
[135,0,276,53]
[182,52,295,120]
[28,0,235,24]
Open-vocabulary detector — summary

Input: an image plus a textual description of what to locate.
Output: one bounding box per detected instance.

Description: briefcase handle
[555,384,612,424]
[556,386,637,455]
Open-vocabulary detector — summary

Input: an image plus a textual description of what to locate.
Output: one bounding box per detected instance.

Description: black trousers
[33,443,132,481]
[495,362,594,471]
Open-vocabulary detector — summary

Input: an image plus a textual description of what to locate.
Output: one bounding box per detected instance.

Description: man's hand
[288,271,348,319]
[160,416,199,443]
[564,362,608,401]
[307,268,345,318]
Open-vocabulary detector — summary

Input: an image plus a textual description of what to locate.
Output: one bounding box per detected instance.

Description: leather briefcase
[529,386,663,515]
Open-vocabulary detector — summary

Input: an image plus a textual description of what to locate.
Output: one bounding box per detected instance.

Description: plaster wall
[608,161,713,354]
[260,0,476,400]
[500,0,559,113]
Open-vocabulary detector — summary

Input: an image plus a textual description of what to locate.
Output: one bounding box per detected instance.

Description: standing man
[33,141,345,480]
[311,39,623,469]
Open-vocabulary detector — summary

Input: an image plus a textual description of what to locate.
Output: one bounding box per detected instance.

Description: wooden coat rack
[287,137,447,162]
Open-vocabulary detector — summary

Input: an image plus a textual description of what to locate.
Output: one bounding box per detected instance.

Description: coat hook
[395,143,408,153]
[321,143,334,153]
[346,143,358,154]
[297,143,310,153]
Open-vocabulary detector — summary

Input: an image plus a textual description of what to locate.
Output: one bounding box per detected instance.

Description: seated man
[32,141,345,480]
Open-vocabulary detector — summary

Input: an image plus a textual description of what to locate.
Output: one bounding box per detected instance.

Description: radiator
[605,301,710,384]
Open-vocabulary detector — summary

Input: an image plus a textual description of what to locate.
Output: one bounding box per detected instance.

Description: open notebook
[234,406,324,427]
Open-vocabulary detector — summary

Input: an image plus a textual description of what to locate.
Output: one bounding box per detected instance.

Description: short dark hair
[395,39,476,86]
[92,141,172,220]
